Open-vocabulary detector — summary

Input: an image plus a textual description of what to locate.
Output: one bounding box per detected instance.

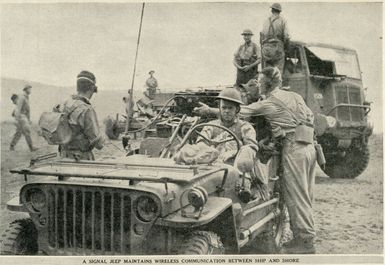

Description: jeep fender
[6,196,27,212]
[156,197,233,228]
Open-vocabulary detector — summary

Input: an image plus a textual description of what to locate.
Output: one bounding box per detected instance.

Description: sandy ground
[0,121,383,254]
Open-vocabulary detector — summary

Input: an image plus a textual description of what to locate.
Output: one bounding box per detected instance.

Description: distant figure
[145,70,158,99]
[233,29,261,87]
[57,71,104,160]
[10,85,37,152]
[260,3,290,74]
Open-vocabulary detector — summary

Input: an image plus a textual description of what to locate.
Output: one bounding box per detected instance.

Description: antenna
[125,2,145,134]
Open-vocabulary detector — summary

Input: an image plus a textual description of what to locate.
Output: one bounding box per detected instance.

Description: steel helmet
[217,88,244,105]
[241,29,253,36]
[271,3,282,12]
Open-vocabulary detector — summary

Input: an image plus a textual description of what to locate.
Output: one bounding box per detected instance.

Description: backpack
[38,105,79,145]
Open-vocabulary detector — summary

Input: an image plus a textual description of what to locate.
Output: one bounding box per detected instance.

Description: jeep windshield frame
[305,45,361,80]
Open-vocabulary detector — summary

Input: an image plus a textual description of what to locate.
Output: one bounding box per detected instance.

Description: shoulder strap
[269,94,300,125]
[268,16,278,38]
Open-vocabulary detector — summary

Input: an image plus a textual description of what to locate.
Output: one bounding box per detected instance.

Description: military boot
[281,237,316,254]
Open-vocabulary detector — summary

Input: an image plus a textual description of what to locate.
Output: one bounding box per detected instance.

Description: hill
[1,77,130,123]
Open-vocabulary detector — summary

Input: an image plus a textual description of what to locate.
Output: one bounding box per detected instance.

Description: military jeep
[282,41,372,178]
[1,98,284,255]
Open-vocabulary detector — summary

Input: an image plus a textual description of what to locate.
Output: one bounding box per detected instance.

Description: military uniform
[234,41,260,86]
[260,13,290,74]
[241,87,317,244]
[199,118,256,148]
[59,95,104,160]
[10,91,35,151]
[145,76,158,99]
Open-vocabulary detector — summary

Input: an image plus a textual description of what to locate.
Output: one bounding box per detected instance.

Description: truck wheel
[178,231,224,254]
[0,219,38,255]
[323,145,369,179]
[104,116,120,140]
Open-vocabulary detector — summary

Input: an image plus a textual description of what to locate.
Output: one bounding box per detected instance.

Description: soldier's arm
[283,18,290,44]
[240,101,264,116]
[247,43,261,68]
[193,102,220,117]
[14,95,25,120]
[295,94,314,124]
[241,122,258,147]
[82,108,105,150]
[233,47,243,69]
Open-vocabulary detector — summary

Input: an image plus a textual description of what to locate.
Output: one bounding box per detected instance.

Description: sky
[1,2,383,131]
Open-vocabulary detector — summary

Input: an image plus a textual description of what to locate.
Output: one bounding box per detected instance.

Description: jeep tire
[0,219,38,255]
[178,231,224,255]
[323,145,369,179]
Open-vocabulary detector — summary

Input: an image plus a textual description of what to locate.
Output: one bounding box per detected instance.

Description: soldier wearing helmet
[197,88,257,158]
[233,29,261,87]
[260,3,290,74]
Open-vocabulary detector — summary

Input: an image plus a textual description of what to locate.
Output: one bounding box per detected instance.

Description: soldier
[195,88,262,202]
[242,67,316,254]
[233,29,261,87]
[260,3,290,74]
[145,70,158,99]
[195,67,317,253]
[10,85,38,152]
[58,71,104,160]
[197,88,257,161]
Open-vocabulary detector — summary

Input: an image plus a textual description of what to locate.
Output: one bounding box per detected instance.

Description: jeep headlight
[135,196,159,222]
[25,188,46,212]
[188,186,208,209]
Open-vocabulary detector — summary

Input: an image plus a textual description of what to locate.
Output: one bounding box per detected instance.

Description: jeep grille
[46,186,132,254]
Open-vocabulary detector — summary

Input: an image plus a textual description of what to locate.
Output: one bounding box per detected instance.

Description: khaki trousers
[282,138,316,239]
[10,116,34,151]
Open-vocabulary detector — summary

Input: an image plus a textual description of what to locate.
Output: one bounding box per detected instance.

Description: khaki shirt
[61,95,104,152]
[234,41,260,65]
[198,118,257,150]
[146,77,158,89]
[241,88,313,134]
[261,14,290,43]
[14,92,30,120]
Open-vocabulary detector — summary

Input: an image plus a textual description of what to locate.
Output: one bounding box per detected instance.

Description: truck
[282,41,372,178]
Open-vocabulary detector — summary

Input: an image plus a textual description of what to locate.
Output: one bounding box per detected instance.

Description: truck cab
[282,41,372,178]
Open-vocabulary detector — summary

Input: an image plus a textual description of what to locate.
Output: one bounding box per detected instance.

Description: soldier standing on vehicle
[58,71,104,160]
[260,3,290,74]
[233,29,261,87]
[145,70,158,99]
[10,85,38,152]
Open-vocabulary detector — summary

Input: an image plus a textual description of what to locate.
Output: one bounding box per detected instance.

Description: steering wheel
[179,123,243,156]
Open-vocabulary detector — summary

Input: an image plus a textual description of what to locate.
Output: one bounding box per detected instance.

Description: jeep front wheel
[323,145,369,179]
[178,231,224,255]
[0,219,38,255]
